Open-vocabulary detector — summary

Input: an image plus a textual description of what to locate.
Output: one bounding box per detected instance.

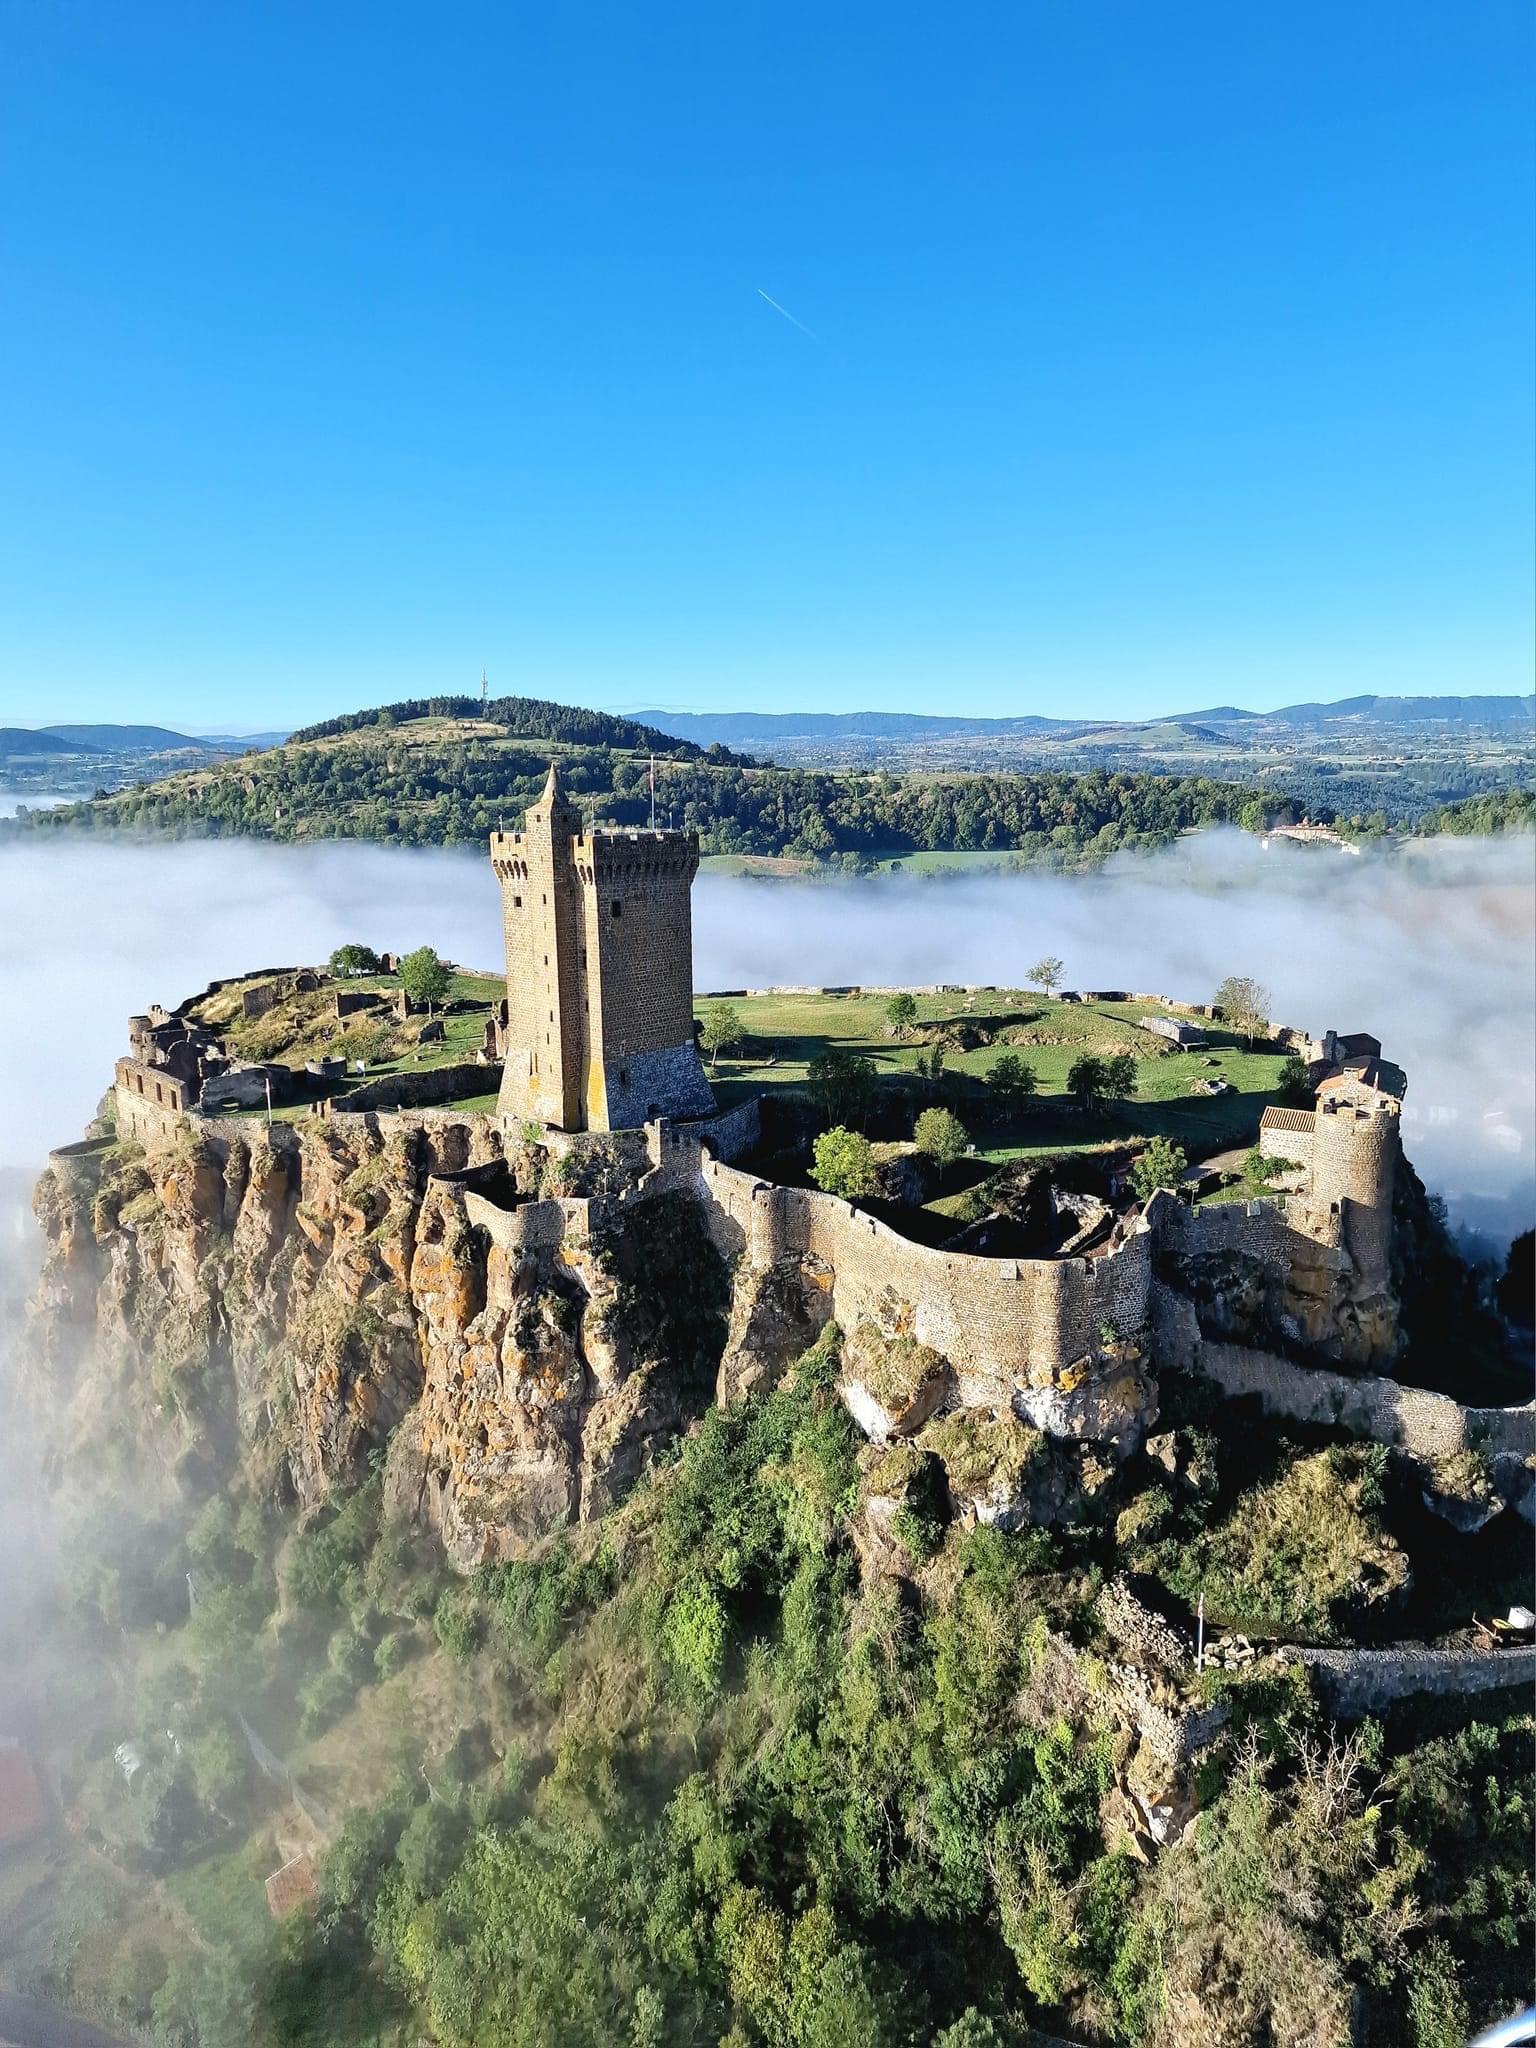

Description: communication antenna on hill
[480,668,489,714]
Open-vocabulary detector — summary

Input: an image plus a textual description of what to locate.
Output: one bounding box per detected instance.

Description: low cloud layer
[0,829,1530,1241]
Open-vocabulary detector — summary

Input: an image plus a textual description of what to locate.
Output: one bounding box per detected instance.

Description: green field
[697,988,1290,1167]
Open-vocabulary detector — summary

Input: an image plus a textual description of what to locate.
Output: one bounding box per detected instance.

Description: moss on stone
[920,1407,1045,1493]
[843,1322,946,1410]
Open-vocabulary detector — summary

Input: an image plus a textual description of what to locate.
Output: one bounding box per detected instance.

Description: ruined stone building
[490,762,716,1132]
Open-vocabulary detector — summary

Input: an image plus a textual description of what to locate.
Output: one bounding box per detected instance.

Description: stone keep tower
[490,764,717,1132]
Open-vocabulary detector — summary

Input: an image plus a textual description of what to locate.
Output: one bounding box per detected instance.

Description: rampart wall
[1293,1644,1536,1718]
[1187,1340,1536,1462]
[698,1155,1154,1401]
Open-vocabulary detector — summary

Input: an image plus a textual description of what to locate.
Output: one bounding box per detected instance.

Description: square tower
[490,763,717,1131]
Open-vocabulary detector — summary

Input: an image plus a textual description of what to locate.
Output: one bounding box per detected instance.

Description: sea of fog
[0,828,1531,1244]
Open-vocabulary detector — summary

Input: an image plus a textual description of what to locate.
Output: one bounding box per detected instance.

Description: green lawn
[696,989,1290,1166]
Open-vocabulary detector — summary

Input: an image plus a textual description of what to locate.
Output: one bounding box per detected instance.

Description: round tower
[1311,1094,1399,1284]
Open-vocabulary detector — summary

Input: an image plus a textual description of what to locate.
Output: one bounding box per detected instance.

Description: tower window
[513,895,522,909]
[611,900,622,919]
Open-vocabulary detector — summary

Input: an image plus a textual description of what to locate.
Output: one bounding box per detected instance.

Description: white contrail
[756,288,818,340]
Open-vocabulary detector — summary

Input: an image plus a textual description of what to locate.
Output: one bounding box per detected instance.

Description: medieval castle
[49,765,1529,1575]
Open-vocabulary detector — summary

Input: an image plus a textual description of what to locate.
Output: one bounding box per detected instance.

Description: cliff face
[27,1118,732,1568]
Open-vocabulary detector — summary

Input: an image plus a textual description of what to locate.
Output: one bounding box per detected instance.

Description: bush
[373,1628,412,1679]
[433,1584,485,1661]
[298,1664,356,1736]
[284,1482,381,1614]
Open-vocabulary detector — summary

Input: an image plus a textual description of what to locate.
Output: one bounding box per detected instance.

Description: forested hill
[9,704,1532,864]
[289,693,755,764]
[7,709,1280,864]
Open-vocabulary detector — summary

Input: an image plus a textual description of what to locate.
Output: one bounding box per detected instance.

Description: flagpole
[649,753,656,829]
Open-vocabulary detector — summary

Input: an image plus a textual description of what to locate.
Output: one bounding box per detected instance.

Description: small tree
[808,1048,878,1128]
[811,1126,878,1200]
[1027,956,1064,998]
[987,1051,1037,1120]
[1277,1053,1311,1105]
[399,945,451,1017]
[329,943,381,978]
[1103,1052,1138,1102]
[913,1106,969,1179]
[914,1042,947,1101]
[700,1002,743,1068]
[1131,1137,1187,1201]
[1214,974,1273,1047]
[1066,1053,1109,1114]
[885,992,919,1036]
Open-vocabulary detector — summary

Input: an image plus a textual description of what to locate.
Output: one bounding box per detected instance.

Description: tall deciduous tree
[1215,975,1273,1047]
[885,992,919,1036]
[986,1052,1037,1119]
[913,1107,969,1177]
[1027,956,1064,997]
[400,946,451,1017]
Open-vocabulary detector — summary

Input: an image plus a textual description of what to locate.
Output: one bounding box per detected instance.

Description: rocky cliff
[28,1116,744,1568]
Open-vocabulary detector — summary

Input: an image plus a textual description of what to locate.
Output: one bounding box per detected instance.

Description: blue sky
[1,2,1531,730]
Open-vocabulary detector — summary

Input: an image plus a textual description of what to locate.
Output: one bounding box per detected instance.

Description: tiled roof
[1261,1106,1316,1134]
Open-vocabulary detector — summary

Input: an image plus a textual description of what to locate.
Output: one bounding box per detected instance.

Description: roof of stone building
[1261,1106,1317,1134]
[1317,1057,1404,1100]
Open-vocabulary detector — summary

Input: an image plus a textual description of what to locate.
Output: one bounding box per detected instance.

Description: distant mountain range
[0,723,289,757]
[634,694,1535,747]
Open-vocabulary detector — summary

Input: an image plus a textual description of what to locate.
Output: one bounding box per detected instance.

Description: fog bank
[0,829,1530,1240]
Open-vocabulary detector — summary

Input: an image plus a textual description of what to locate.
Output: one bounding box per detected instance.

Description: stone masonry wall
[698,1155,1154,1406]
[1293,1644,1536,1718]
[1189,1340,1536,1461]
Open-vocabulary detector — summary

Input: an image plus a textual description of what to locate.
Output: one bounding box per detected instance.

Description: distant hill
[1258,694,1535,729]
[40,722,216,751]
[196,731,290,751]
[0,727,103,756]
[637,694,1534,748]
[631,709,1085,742]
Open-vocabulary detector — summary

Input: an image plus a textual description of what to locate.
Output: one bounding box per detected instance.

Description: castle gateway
[490,763,717,1132]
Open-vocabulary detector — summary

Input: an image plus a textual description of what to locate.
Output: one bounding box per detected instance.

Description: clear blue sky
[1,1,1531,730]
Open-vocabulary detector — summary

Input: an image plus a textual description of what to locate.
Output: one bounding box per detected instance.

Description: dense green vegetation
[12,697,1532,856]
[1421,786,1536,836]
[15,1329,1531,2048]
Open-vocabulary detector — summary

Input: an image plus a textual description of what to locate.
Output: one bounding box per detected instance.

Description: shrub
[663,1576,729,1695]
[433,1585,485,1662]
[373,1629,412,1679]
[298,1664,356,1736]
